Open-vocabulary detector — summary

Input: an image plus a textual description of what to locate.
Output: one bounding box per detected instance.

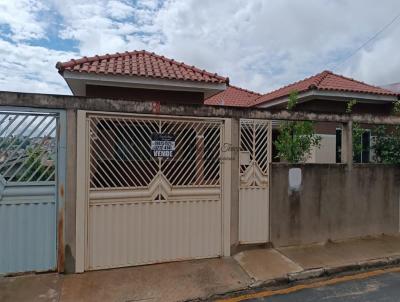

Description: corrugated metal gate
[85,113,224,270]
[239,119,271,244]
[0,109,63,274]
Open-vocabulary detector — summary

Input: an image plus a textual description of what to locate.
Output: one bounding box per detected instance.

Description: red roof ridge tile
[228,85,262,96]
[251,71,327,105]
[204,85,261,107]
[319,71,397,95]
[311,70,332,88]
[56,50,228,84]
[251,70,398,107]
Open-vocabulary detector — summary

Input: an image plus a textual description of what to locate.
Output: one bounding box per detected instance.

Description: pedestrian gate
[85,113,224,270]
[239,119,271,243]
[0,109,62,274]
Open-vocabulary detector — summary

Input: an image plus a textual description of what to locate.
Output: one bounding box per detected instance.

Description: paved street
[222,268,400,302]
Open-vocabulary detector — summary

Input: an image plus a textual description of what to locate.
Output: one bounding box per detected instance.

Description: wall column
[223,118,240,254]
[341,121,353,168]
[64,109,77,273]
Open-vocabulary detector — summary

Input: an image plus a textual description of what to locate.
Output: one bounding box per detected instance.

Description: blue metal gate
[0,108,64,274]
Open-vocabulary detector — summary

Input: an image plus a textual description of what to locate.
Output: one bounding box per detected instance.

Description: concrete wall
[270,164,400,247]
[3,91,400,272]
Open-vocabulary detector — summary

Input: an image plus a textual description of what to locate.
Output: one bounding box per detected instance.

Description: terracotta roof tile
[205,85,261,107]
[56,50,228,84]
[251,70,398,106]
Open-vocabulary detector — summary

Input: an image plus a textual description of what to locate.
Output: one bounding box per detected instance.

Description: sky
[0,0,400,95]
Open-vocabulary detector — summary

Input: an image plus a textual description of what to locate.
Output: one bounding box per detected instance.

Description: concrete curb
[287,268,324,281]
[287,254,400,282]
[189,254,400,301]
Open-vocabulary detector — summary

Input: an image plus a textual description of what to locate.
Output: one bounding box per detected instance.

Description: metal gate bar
[239,119,271,187]
[88,114,222,190]
[239,119,271,244]
[85,113,225,270]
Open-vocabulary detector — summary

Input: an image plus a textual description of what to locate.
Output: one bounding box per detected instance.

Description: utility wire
[333,11,400,70]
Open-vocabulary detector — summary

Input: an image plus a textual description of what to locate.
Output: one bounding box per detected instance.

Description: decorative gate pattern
[0,111,58,274]
[86,113,224,269]
[239,119,271,243]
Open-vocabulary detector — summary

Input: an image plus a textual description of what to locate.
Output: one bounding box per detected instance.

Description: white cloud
[147,0,400,92]
[343,25,400,86]
[0,40,76,94]
[0,0,48,41]
[107,1,135,19]
[1,0,400,95]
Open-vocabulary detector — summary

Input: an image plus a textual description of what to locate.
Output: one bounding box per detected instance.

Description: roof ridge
[312,70,332,87]
[56,50,142,70]
[56,49,228,82]
[250,69,398,107]
[148,51,227,81]
[251,71,323,104]
[56,50,228,84]
[228,85,262,95]
[322,71,397,94]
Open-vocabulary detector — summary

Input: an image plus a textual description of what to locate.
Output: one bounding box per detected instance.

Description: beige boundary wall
[270,164,400,247]
[1,91,400,273]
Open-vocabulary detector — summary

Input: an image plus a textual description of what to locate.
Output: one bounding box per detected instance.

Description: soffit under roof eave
[257,89,398,109]
[62,70,227,95]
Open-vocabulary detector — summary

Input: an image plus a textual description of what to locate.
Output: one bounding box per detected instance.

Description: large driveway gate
[239,119,271,244]
[0,109,64,274]
[84,113,224,270]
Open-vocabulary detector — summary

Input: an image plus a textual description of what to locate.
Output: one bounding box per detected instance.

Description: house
[206,71,400,163]
[383,82,400,93]
[56,50,228,104]
[1,50,399,276]
[57,52,399,165]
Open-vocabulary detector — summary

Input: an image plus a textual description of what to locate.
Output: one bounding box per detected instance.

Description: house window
[361,130,371,163]
[336,128,342,163]
[335,128,371,163]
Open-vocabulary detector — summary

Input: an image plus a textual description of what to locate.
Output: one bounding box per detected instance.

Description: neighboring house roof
[204,85,261,107]
[382,82,400,93]
[251,70,398,107]
[56,50,228,84]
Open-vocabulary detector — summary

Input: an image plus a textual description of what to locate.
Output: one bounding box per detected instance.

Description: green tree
[274,92,321,163]
[18,146,54,181]
[372,100,400,164]
[345,100,367,162]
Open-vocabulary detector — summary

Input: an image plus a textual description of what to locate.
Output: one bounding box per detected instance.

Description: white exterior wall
[307,134,336,163]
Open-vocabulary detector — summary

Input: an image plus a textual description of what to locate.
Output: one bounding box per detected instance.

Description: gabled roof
[251,70,398,107]
[56,50,228,84]
[204,85,261,107]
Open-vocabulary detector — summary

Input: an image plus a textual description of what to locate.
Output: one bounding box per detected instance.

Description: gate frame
[75,110,232,273]
[238,118,272,244]
[0,106,67,273]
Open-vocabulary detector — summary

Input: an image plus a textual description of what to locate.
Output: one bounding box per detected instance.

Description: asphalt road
[227,268,400,302]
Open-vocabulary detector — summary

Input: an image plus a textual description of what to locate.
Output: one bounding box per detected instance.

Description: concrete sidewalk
[2,235,400,302]
[0,258,251,302]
